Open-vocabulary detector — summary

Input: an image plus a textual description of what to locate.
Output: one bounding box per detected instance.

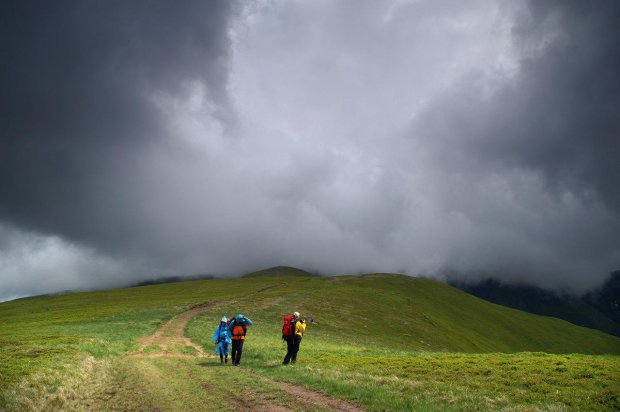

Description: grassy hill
[243,265,315,278]
[1,270,619,410]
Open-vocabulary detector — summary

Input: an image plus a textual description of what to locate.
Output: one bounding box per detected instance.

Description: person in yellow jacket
[283,311,307,365]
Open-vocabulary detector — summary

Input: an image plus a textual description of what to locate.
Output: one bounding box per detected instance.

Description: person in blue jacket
[228,314,253,366]
[212,316,232,364]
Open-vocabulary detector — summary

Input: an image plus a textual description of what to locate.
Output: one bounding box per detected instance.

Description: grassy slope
[243,265,315,278]
[453,280,620,337]
[209,274,620,354]
[2,272,619,410]
[186,274,619,410]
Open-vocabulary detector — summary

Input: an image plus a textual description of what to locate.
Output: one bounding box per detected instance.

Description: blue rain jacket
[212,316,232,355]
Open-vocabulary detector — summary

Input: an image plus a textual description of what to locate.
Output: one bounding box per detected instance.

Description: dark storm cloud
[421,0,620,210]
[0,0,234,253]
[1,0,619,300]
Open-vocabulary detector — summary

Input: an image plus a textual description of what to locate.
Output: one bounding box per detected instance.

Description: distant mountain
[584,271,620,325]
[450,271,620,337]
[131,274,214,287]
[242,266,316,278]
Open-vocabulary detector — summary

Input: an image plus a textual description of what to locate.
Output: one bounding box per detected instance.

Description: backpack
[282,315,297,338]
[232,323,246,339]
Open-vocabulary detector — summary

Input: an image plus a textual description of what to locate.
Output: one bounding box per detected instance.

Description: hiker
[282,311,306,365]
[228,314,253,366]
[212,315,231,364]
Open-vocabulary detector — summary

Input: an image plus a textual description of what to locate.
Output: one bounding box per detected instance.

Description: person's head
[294,311,300,318]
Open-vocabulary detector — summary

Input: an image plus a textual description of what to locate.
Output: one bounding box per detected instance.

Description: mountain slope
[195,272,620,354]
[451,274,620,338]
[2,269,620,410]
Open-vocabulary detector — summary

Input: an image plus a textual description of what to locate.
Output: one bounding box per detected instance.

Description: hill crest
[242,266,315,278]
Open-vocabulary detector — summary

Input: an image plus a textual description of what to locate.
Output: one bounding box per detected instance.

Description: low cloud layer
[1,0,619,300]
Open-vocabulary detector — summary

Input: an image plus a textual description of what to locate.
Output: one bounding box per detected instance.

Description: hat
[220,316,227,323]
[294,311,300,317]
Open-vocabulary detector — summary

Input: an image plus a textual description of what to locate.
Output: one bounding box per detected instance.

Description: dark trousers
[231,339,244,365]
[283,336,301,364]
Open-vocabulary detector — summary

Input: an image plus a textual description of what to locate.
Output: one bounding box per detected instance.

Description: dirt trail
[218,379,364,412]
[134,302,215,358]
[274,381,364,412]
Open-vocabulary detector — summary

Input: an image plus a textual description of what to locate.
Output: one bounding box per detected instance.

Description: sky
[1,0,619,301]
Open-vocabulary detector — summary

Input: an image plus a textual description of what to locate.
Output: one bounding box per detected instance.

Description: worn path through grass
[89,301,364,411]
[133,302,216,359]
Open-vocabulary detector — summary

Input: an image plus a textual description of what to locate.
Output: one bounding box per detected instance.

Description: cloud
[400,0,620,290]
[0,0,235,259]
[1,0,619,300]
[0,223,127,300]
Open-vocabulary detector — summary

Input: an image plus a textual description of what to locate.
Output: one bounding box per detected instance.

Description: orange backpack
[232,324,246,340]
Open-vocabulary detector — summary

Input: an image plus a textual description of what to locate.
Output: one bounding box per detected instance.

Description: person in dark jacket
[228,314,253,366]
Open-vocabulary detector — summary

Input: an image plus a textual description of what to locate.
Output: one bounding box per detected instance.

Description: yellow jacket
[295,320,306,337]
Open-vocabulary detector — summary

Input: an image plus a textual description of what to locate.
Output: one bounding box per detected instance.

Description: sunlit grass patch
[246,349,620,410]
[166,344,199,355]
[0,336,82,403]
[141,344,161,354]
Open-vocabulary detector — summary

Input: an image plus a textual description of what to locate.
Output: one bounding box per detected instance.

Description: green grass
[2,270,620,410]
[260,350,619,410]
[244,349,619,410]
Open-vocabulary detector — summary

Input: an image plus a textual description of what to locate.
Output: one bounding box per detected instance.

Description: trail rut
[133,302,216,358]
[273,381,364,411]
